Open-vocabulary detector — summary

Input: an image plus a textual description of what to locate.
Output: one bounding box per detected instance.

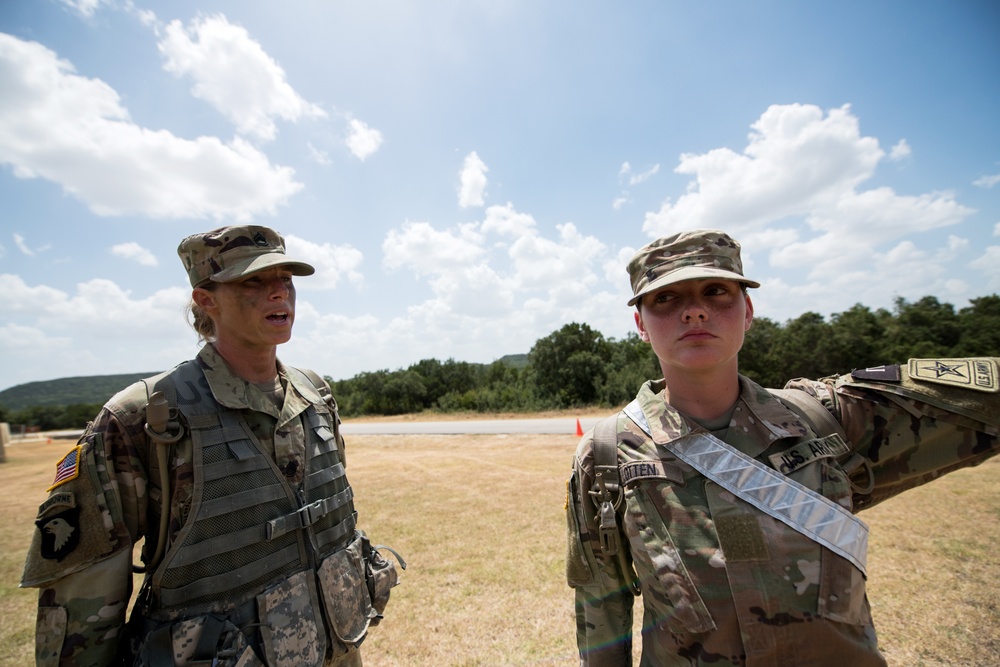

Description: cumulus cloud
[158,14,326,142]
[345,117,384,161]
[971,246,1000,289]
[383,221,485,275]
[0,274,194,385]
[285,235,364,290]
[642,104,972,272]
[638,103,979,322]
[370,202,621,369]
[111,241,158,266]
[0,33,303,221]
[480,202,537,237]
[458,151,488,208]
[888,139,911,162]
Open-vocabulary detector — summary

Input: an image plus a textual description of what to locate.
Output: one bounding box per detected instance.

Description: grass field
[2,433,998,666]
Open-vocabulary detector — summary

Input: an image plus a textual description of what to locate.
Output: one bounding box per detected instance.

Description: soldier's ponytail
[185,297,217,344]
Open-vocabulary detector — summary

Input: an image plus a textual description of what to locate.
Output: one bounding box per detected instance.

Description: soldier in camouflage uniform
[22,225,401,667]
[566,229,1000,666]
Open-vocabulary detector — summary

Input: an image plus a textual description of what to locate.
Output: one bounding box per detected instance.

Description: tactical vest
[136,360,360,664]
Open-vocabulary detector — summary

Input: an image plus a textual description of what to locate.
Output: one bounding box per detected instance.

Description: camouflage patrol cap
[177,225,315,288]
[627,229,759,306]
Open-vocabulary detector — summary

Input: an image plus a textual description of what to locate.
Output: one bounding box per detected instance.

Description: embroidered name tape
[620,459,685,486]
[768,434,851,475]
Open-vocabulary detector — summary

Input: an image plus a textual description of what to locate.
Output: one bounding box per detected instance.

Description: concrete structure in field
[0,422,9,463]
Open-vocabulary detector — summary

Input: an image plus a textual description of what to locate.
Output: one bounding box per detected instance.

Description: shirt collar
[633,376,810,457]
[196,345,318,425]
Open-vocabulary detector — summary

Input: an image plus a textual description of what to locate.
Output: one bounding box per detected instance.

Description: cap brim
[628,266,760,306]
[210,253,315,283]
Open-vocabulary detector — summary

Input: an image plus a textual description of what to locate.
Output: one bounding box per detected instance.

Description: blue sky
[1,0,998,391]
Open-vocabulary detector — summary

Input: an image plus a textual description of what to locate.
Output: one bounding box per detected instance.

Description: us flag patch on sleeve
[48,445,82,491]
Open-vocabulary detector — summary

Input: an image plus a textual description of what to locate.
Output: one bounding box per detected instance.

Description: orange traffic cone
[575,419,584,436]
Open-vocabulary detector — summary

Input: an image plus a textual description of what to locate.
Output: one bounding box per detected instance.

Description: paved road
[29,417,604,441]
[340,417,601,435]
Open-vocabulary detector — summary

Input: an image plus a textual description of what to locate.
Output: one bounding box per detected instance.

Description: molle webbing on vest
[149,361,358,615]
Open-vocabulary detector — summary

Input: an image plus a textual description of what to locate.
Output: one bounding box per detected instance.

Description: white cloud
[458,151,488,208]
[480,203,537,237]
[888,139,911,161]
[345,117,384,161]
[59,0,105,18]
[642,103,973,286]
[974,173,1000,189]
[307,142,332,166]
[13,233,34,256]
[643,104,886,235]
[971,246,1000,289]
[111,241,158,266]
[382,220,485,275]
[362,203,623,369]
[612,195,629,210]
[0,33,303,221]
[1,273,190,342]
[158,14,326,142]
[285,235,364,290]
[507,222,605,291]
[627,163,660,186]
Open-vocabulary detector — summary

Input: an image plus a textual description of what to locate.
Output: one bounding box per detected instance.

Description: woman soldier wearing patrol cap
[566,229,999,666]
[22,225,402,667]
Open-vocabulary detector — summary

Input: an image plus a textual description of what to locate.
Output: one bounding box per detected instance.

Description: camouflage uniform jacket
[21,345,372,667]
[567,361,1000,667]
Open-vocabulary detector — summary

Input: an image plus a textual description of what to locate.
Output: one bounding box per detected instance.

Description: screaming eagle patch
[909,358,999,393]
[35,493,81,562]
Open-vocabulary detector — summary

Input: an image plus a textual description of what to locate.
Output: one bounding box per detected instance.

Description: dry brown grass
[2,435,998,666]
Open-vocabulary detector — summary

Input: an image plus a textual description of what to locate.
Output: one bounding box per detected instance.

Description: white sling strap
[623,400,869,576]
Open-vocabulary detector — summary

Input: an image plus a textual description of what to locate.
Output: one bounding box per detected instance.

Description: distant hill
[0,354,531,412]
[496,353,529,369]
[0,373,160,411]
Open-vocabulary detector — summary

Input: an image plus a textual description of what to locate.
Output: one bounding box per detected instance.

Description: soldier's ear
[192,286,218,312]
[634,310,650,342]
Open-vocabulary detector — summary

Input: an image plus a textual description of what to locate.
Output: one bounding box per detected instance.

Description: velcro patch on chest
[909,358,999,393]
[768,434,851,475]
[620,459,685,486]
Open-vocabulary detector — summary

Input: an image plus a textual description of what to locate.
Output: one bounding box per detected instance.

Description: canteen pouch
[362,532,400,621]
[317,531,373,650]
[257,571,327,667]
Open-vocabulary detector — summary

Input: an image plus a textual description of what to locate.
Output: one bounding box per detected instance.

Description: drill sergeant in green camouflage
[565,229,1000,666]
[22,225,401,667]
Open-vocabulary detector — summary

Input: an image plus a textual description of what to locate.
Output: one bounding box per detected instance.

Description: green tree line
[332,294,1000,416]
[3,294,998,428]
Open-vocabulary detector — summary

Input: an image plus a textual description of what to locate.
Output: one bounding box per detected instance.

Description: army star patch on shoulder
[48,445,82,491]
[909,358,999,393]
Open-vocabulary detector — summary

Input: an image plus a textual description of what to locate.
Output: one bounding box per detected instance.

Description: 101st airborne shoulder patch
[909,358,999,393]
